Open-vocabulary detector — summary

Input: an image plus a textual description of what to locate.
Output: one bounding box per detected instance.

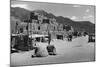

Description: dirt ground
[10,36,95,66]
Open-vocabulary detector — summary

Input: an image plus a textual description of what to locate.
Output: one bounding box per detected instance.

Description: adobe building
[11,11,74,40]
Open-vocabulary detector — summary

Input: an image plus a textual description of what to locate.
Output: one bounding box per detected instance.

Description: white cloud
[82,15,95,23]
[70,16,78,20]
[86,9,90,12]
[11,4,28,9]
[72,5,81,7]
[83,15,94,19]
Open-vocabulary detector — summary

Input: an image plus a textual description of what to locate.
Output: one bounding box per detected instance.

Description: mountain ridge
[11,7,95,33]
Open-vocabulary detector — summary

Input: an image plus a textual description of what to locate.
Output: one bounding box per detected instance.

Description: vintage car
[11,34,33,53]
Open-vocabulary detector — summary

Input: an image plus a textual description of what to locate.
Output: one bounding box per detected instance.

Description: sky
[11,0,95,23]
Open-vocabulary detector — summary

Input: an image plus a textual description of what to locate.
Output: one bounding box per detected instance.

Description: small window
[38,26,40,30]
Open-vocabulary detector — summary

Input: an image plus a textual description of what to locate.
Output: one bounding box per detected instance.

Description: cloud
[11,4,28,9]
[83,15,94,19]
[72,5,81,7]
[70,16,78,20]
[82,15,95,23]
[86,9,90,12]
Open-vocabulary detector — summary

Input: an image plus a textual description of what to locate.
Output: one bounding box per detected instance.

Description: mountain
[11,7,95,33]
[11,7,30,21]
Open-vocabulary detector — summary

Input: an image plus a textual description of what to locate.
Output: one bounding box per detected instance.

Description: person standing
[48,31,51,45]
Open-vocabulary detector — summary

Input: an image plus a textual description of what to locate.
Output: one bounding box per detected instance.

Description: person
[48,32,51,45]
[46,31,57,55]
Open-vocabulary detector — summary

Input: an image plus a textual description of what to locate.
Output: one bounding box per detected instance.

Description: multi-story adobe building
[11,11,74,39]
